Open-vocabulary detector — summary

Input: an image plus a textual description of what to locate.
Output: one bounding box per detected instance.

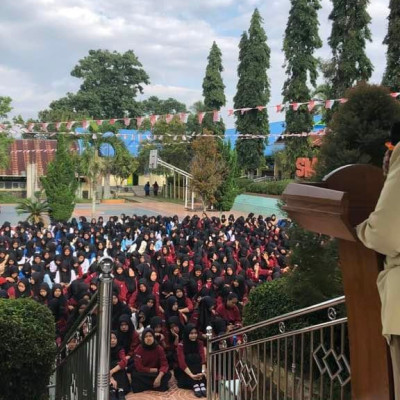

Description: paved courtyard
[0,195,282,226]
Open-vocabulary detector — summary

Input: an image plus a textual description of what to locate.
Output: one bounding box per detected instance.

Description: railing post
[206,325,213,400]
[97,257,114,400]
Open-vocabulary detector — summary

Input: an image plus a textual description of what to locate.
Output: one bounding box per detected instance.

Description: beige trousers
[390,335,400,400]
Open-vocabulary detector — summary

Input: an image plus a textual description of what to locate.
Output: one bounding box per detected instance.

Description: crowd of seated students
[0,212,291,399]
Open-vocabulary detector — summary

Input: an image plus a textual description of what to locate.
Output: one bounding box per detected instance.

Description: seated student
[216,292,242,328]
[109,331,130,400]
[117,314,140,357]
[165,316,182,370]
[150,316,167,350]
[131,328,171,393]
[176,324,207,398]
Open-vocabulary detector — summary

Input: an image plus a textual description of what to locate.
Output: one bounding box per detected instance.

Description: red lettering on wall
[295,157,318,178]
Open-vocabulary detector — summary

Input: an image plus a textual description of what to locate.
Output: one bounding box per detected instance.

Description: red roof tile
[0,139,77,177]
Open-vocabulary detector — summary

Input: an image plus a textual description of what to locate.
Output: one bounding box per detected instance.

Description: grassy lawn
[0,193,19,203]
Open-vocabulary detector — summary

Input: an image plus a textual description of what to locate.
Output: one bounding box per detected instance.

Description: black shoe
[117,389,126,400]
[193,384,202,398]
[200,383,207,397]
[109,389,118,400]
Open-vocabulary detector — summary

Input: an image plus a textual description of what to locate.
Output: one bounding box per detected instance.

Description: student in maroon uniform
[131,328,171,393]
[176,324,207,397]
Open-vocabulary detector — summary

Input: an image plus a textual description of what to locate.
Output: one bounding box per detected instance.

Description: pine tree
[281,0,322,178]
[202,41,226,137]
[41,135,78,221]
[382,0,400,91]
[327,0,373,98]
[234,9,270,173]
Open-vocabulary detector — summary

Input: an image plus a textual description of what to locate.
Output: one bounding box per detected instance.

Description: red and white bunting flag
[109,119,116,125]
[41,122,49,132]
[136,117,144,128]
[150,115,157,127]
[276,104,283,113]
[81,120,89,129]
[307,100,315,112]
[339,98,348,104]
[96,119,103,126]
[180,112,188,123]
[213,110,220,122]
[198,112,205,124]
[390,92,400,98]
[291,103,299,111]
[256,106,265,111]
[27,123,35,132]
[325,100,335,109]
[227,109,234,116]
[240,107,252,115]
[165,114,173,123]
[66,121,75,130]
[124,118,131,127]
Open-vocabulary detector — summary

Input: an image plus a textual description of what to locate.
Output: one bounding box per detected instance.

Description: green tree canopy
[327,0,373,98]
[41,135,78,221]
[190,134,225,209]
[281,0,322,178]
[0,96,12,119]
[202,41,226,136]
[316,83,400,179]
[234,9,270,172]
[382,0,400,91]
[41,49,150,119]
[140,96,187,115]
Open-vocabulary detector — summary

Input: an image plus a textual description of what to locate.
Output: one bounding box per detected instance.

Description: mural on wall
[296,157,318,178]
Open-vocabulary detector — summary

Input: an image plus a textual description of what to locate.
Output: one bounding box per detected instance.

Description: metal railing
[206,296,350,400]
[53,257,114,400]
[54,293,99,400]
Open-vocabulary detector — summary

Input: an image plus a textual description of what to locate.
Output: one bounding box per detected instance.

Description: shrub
[0,299,56,400]
[246,179,293,196]
[243,278,300,338]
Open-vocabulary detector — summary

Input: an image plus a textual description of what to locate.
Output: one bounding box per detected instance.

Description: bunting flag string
[2,90,399,134]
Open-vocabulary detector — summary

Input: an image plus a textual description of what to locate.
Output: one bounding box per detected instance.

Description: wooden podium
[282,164,393,400]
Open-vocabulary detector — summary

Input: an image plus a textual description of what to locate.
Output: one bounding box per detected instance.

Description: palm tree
[78,123,132,215]
[15,198,51,224]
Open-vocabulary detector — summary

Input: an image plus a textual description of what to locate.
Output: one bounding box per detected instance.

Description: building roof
[0,139,77,177]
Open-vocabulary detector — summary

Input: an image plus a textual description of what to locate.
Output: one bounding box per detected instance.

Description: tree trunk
[91,181,96,218]
[103,173,111,199]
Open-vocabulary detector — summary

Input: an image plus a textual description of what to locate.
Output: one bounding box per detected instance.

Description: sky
[0,0,390,128]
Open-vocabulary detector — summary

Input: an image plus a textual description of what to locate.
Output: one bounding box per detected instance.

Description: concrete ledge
[100,199,126,204]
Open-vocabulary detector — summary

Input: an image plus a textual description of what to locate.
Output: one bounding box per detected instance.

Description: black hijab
[117,314,135,353]
[182,323,200,355]
[141,327,157,350]
[198,296,215,333]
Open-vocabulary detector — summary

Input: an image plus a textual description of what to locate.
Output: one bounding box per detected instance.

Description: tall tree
[281,0,322,178]
[190,134,225,210]
[202,41,226,136]
[41,49,150,119]
[382,0,400,91]
[234,9,270,173]
[327,0,373,98]
[41,135,78,221]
